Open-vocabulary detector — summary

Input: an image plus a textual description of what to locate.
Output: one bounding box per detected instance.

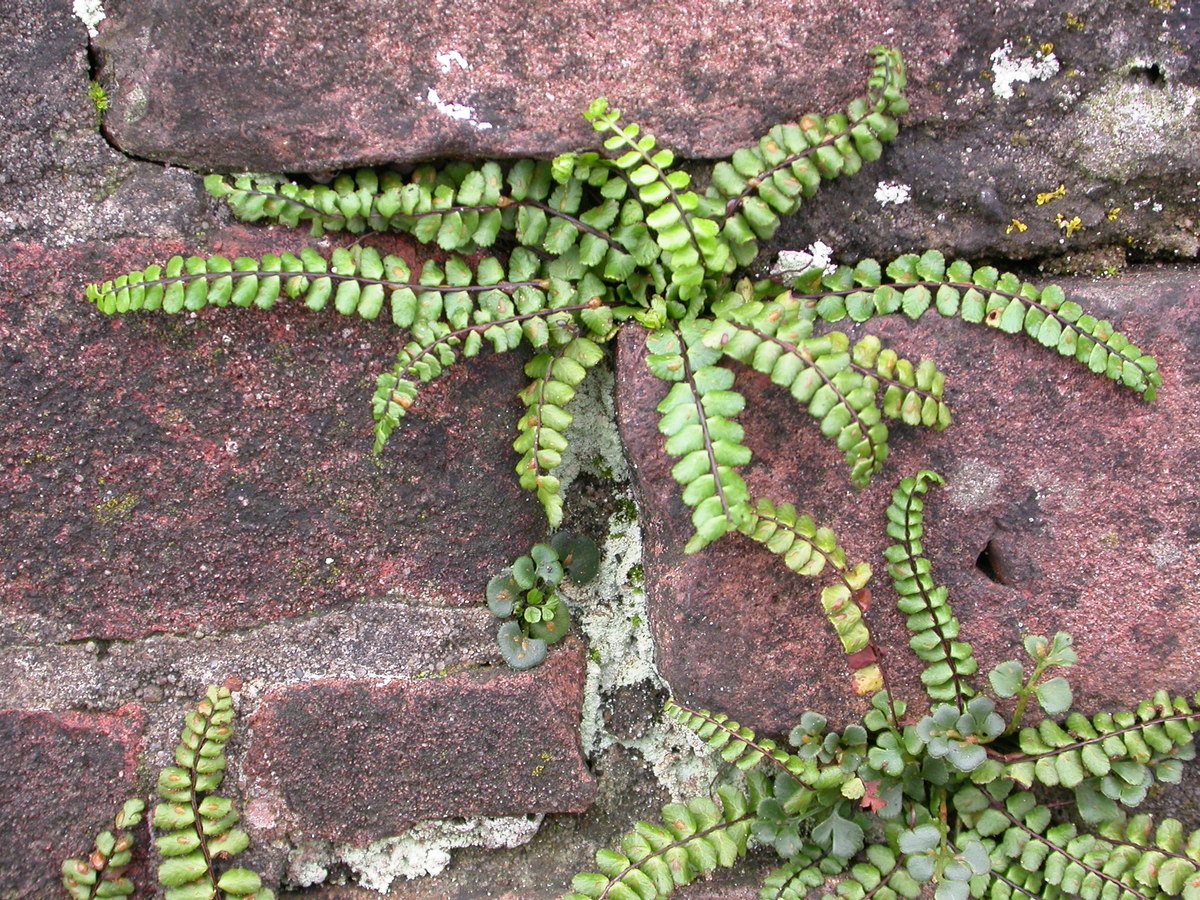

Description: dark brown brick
[0,234,544,642]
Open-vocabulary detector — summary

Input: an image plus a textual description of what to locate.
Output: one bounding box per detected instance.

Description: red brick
[0,706,145,898]
[242,642,596,845]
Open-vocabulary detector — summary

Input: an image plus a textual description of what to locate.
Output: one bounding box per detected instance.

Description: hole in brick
[1129,63,1165,85]
[975,540,1007,585]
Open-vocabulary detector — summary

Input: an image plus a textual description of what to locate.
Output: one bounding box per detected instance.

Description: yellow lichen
[1056,214,1084,237]
[1036,184,1067,206]
[1006,219,1028,234]
[531,750,555,777]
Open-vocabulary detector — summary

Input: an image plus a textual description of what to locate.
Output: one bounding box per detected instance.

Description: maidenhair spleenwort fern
[151,686,271,900]
[85,45,1158,691]
[77,41,1178,900]
[63,686,272,900]
[569,472,1200,900]
[62,798,145,899]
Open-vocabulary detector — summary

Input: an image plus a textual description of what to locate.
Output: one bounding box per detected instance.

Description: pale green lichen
[557,372,726,801]
[553,365,631,493]
[1064,68,1200,181]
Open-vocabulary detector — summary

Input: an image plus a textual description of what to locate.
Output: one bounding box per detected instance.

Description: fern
[87,47,1159,598]
[151,686,272,900]
[886,470,978,708]
[790,252,1160,400]
[77,39,1181,899]
[588,471,1200,900]
[62,798,145,900]
[650,325,754,553]
[88,44,1156,578]
[565,785,760,900]
[516,337,606,526]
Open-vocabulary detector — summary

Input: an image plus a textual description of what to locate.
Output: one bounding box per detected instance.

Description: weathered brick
[619,271,1200,734]
[0,235,543,642]
[0,706,145,898]
[86,1,1200,261]
[242,642,596,846]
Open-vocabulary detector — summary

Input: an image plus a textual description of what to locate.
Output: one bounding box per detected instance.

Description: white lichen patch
[874,181,912,206]
[424,88,493,131]
[990,41,1060,99]
[435,50,469,74]
[73,0,106,37]
[286,815,543,892]
[948,459,1004,510]
[771,241,837,279]
[559,369,725,800]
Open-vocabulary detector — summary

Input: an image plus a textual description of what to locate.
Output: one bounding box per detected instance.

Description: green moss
[591,454,615,480]
[627,564,645,588]
[87,81,108,128]
[612,498,639,527]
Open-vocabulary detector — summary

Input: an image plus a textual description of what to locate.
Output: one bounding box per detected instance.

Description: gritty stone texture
[0,0,209,247]
[241,643,596,847]
[617,268,1200,736]
[1,601,501,714]
[0,706,145,899]
[0,231,545,643]
[267,743,770,900]
[90,0,1200,261]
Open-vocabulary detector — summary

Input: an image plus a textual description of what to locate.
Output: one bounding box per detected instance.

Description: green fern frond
[515,337,606,527]
[971,792,1167,900]
[152,685,272,900]
[85,246,542,323]
[851,334,951,431]
[207,162,511,247]
[706,46,908,268]
[664,700,813,779]
[1004,689,1200,811]
[365,249,612,453]
[822,842,923,900]
[564,785,756,900]
[793,251,1161,401]
[1095,814,1200,896]
[759,843,917,900]
[61,798,145,900]
[737,498,879,693]
[704,289,889,486]
[738,498,855,582]
[650,327,754,553]
[583,99,726,298]
[884,470,979,708]
[757,848,827,900]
